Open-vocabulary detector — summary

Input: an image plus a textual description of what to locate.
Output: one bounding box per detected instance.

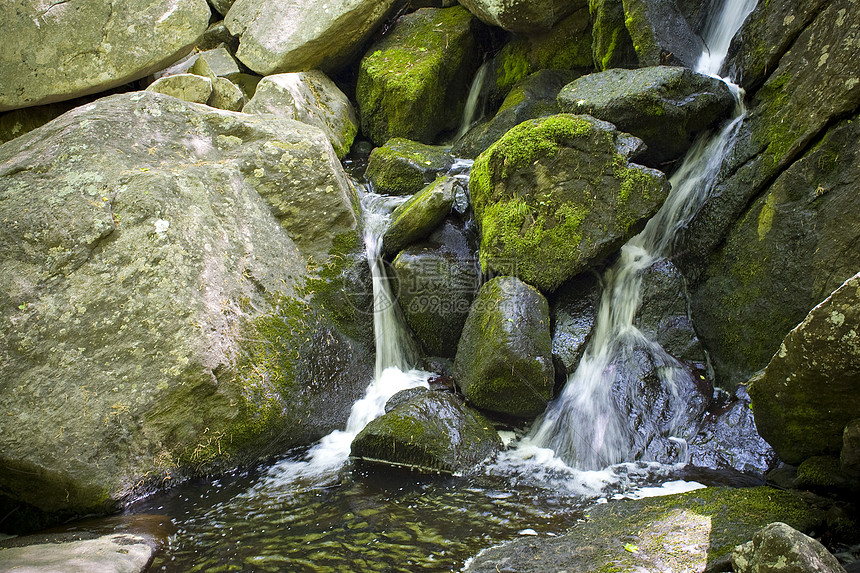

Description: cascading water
[454,61,490,142]
[523,0,756,470]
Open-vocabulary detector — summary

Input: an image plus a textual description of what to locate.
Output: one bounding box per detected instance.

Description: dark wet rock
[470,114,669,292]
[366,138,455,196]
[0,533,155,573]
[356,6,484,146]
[458,0,585,33]
[454,277,554,419]
[732,522,848,573]
[464,487,824,572]
[225,0,399,75]
[392,220,480,358]
[487,8,594,103]
[557,66,735,169]
[688,387,778,476]
[842,420,860,478]
[621,0,705,67]
[795,456,854,494]
[243,71,358,158]
[351,392,502,475]
[384,387,430,413]
[0,0,210,111]
[453,69,580,159]
[0,92,372,519]
[590,0,639,70]
[749,272,860,465]
[688,111,860,390]
[550,271,602,377]
[382,176,458,257]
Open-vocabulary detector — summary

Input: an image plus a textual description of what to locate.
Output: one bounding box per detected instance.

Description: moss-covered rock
[351,391,502,474]
[382,176,458,257]
[621,0,704,68]
[748,271,860,466]
[590,0,639,70]
[464,486,825,572]
[558,66,735,169]
[356,6,484,146]
[243,71,358,158]
[454,276,554,419]
[458,0,585,33]
[366,138,455,195]
[470,114,669,292]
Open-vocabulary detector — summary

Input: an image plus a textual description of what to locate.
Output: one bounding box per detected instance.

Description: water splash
[523,0,755,470]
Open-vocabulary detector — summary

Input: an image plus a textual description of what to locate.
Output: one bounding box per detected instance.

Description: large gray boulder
[454,276,554,419]
[621,0,704,68]
[356,6,484,146]
[0,92,371,519]
[0,0,211,111]
[225,0,400,75]
[243,71,358,158]
[470,114,670,292]
[558,67,735,168]
[458,0,585,33]
[749,272,860,465]
[145,73,213,104]
[732,522,848,573]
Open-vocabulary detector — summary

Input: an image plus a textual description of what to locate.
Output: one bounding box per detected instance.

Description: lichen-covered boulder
[392,219,480,358]
[454,276,554,419]
[189,46,243,81]
[351,391,502,474]
[382,176,458,257]
[458,0,585,33]
[558,67,735,168]
[356,6,483,146]
[0,0,211,111]
[366,138,455,196]
[243,71,358,158]
[0,92,371,520]
[208,77,246,112]
[732,522,847,573]
[453,69,578,159]
[748,271,860,465]
[470,114,669,292]
[225,0,399,75]
[621,0,704,68]
[488,9,593,104]
[145,73,213,104]
[590,0,638,70]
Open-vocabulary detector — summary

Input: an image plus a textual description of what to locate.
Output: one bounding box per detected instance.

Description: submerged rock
[558,67,735,168]
[0,92,371,520]
[351,392,502,474]
[732,522,847,573]
[621,0,704,68]
[0,0,211,111]
[470,114,669,292]
[749,271,860,465]
[366,138,455,196]
[465,487,824,572]
[243,71,358,158]
[356,6,484,145]
[382,176,458,257]
[454,276,554,419]
[458,0,585,33]
[225,0,399,74]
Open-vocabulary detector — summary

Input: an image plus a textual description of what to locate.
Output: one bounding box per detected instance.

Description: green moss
[495,43,532,95]
[754,72,796,168]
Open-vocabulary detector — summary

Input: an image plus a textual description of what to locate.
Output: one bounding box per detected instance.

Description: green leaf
[623,543,639,553]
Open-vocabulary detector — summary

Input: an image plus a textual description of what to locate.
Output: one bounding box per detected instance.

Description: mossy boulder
[464,486,825,572]
[458,0,585,33]
[366,138,455,195]
[392,219,481,358]
[453,69,579,159]
[621,0,704,68]
[382,176,458,257]
[226,0,400,74]
[0,0,210,111]
[469,114,669,292]
[558,66,735,168]
[350,391,502,474]
[454,276,554,419]
[748,271,860,466]
[243,71,358,158]
[0,92,371,523]
[356,6,484,146]
[489,8,594,104]
[590,0,639,70]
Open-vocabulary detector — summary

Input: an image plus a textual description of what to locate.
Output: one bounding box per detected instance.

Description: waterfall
[524,0,754,470]
[254,190,430,489]
[454,61,490,142]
